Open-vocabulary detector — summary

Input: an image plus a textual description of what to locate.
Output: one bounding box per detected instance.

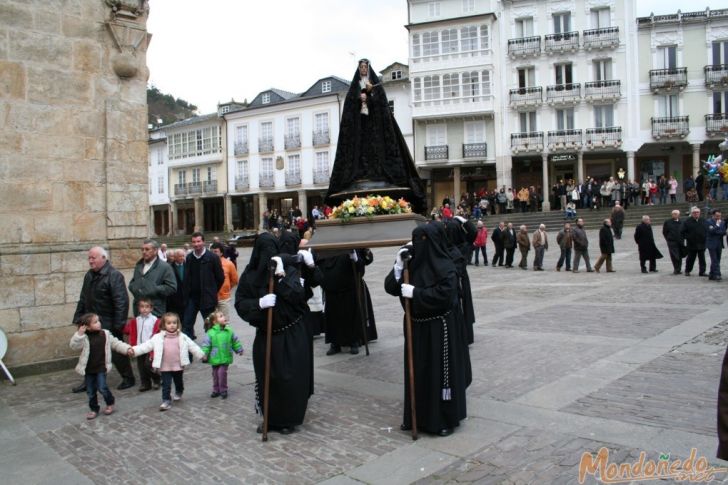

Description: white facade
[380,62,415,156]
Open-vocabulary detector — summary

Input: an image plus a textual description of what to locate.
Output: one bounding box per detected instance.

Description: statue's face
[359,62,368,77]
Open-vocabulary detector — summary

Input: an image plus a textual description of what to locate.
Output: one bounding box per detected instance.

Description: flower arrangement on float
[330,195,412,221]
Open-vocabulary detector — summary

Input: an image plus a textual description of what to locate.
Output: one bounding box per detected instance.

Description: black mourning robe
[445,220,476,345]
[718,347,728,459]
[325,61,426,212]
[234,233,311,429]
[279,229,301,256]
[319,249,377,348]
[384,223,470,434]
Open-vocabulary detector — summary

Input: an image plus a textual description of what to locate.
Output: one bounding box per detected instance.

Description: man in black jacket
[594,219,615,273]
[681,207,707,277]
[491,221,505,267]
[634,215,662,273]
[182,232,225,339]
[502,222,517,268]
[662,209,684,274]
[72,246,134,392]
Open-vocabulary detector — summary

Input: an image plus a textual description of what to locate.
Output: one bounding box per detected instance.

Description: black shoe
[72,382,87,394]
[326,345,341,356]
[641,269,648,273]
[400,423,412,431]
[117,379,135,390]
[673,270,682,275]
[685,272,691,276]
[650,269,658,273]
[350,344,360,355]
[437,428,453,437]
[138,386,152,393]
[221,392,228,399]
[210,392,220,398]
[586,269,594,273]
[256,424,263,434]
[279,427,294,435]
[700,273,708,277]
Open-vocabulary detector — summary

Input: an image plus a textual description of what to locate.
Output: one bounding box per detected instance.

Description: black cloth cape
[444,220,476,345]
[279,230,301,256]
[384,223,470,434]
[318,249,377,347]
[634,223,663,260]
[325,62,426,212]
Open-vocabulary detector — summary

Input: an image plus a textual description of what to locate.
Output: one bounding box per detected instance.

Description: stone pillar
[453,166,461,203]
[297,190,308,218]
[627,151,635,182]
[168,203,175,236]
[224,194,233,232]
[193,197,203,232]
[577,151,584,183]
[258,193,268,231]
[149,207,155,237]
[692,143,701,177]
[541,153,550,212]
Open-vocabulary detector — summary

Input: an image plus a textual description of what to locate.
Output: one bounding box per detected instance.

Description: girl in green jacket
[201,311,243,399]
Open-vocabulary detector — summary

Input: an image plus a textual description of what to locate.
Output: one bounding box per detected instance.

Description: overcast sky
[146,0,726,114]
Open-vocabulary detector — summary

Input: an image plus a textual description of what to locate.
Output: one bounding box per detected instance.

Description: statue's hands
[359,92,367,102]
[365,81,373,92]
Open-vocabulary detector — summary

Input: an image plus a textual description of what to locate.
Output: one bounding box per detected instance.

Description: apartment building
[379,62,416,156]
[635,8,728,183]
[148,130,170,235]
[224,77,349,230]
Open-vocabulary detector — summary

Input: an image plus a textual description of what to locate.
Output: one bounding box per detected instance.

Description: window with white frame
[237,160,248,177]
[443,73,459,100]
[413,78,422,102]
[594,105,614,127]
[261,157,273,175]
[287,154,301,174]
[442,28,458,53]
[517,67,536,88]
[594,59,613,81]
[713,91,728,114]
[556,108,575,130]
[192,168,201,183]
[657,95,679,117]
[315,151,329,172]
[220,106,230,114]
[168,126,222,160]
[260,121,273,141]
[321,80,331,93]
[464,121,485,143]
[178,170,186,185]
[463,0,474,13]
[262,93,270,104]
[235,125,248,145]
[555,63,573,85]
[207,166,216,181]
[460,26,478,52]
[519,111,537,132]
[412,34,421,57]
[391,70,402,80]
[286,117,300,137]
[713,40,728,65]
[553,12,571,34]
[428,1,440,17]
[423,31,439,56]
[423,75,440,101]
[157,148,163,165]
[414,71,491,104]
[591,8,610,28]
[462,71,479,98]
[480,24,489,49]
[315,112,329,133]
[516,17,534,37]
[426,124,446,146]
[158,176,164,194]
[481,70,491,95]
[656,46,677,70]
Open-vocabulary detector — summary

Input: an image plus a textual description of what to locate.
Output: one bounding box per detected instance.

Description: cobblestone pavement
[3,226,728,484]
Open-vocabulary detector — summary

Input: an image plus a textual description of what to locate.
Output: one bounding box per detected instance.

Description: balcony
[508,35,541,58]
[546,83,581,105]
[174,183,188,196]
[584,80,621,102]
[706,114,728,136]
[425,145,448,160]
[705,65,728,88]
[285,171,301,186]
[235,175,249,191]
[259,173,274,188]
[284,134,301,150]
[188,181,202,195]
[463,143,487,159]
[234,142,248,156]
[544,32,579,53]
[313,169,330,185]
[583,26,619,50]
[258,137,274,153]
[202,180,217,194]
[547,129,583,150]
[585,127,622,149]
[509,86,543,109]
[649,68,688,92]
[312,129,330,146]
[651,116,689,139]
[510,132,544,153]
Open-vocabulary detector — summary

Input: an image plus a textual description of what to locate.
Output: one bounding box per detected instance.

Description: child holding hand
[129,312,206,411]
[123,297,160,392]
[201,310,243,399]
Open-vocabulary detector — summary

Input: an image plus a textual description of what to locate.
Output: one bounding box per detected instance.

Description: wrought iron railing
[510,132,544,151]
[548,129,583,147]
[188,181,202,195]
[234,142,248,156]
[706,113,728,135]
[235,175,249,191]
[312,130,330,146]
[585,127,622,145]
[174,183,187,196]
[649,68,688,91]
[584,80,621,100]
[285,171,301,186]
[259,173,274,188]
[510,86,543,106]
[705,65,728,87]
[544,31,579,52]
[313,169,330,184]
[202,180,217,193]
[463,143,487,158]
[507,35,541,57]
[546,83,581,104]
[651,116,689,138]
[583,26,619,49]
[284,134,301,150]
[425,145,448,160]
[258,138,274,153]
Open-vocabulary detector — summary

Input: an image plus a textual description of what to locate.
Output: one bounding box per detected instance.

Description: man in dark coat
[594,219,615,273]
[501,222,517,268]
[167,249,186,316]
[662,209,684,274]
[182,232,225,339]
[610,201,625,239]
[634,215,662,273]
[319,249,377,355]
[128,239,177,317]
[491,221,505,267]
[572,218,593,272]
[72,246,134,392]
[385,222,471,437]
[325,59,426,212]
[681,206,708,277]
[706,209,726,281]
[235,233,311,434]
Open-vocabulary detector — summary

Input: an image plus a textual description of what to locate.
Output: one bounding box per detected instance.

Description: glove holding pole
[261,258,277,442]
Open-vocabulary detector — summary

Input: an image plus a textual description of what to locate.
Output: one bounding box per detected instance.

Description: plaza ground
[2,224,728,484]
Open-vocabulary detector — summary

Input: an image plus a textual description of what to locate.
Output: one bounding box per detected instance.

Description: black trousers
[505,247,515,267]
[110,327,134,381]
[492,245,505,266]
[666,241,682,272]
[685,249,706,275]
[639,256,656,272]
[136,355,160,388]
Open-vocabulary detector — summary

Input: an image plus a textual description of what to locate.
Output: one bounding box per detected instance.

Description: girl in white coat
[130,313,206,411]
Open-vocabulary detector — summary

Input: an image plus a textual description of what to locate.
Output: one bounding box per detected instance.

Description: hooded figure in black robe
[445,217,477,345]
[325,59,426,212]
[279,228,301,256]
[318,249,377,355]
[234,232,311,433]
[384,222,471,436]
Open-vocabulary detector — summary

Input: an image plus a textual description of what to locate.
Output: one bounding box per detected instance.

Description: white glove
[454,216,467,224]
[349,250,358,262]
[297,249,314,267]
[259,294,276,309]
[401,284,414,299]
[271,256,284,276]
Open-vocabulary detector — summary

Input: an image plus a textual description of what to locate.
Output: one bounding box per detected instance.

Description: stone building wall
[0,0,150,372]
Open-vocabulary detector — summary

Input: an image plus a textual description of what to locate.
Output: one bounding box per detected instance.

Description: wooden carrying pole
[402,257,418,440]
[352,258,370,356]
[262,261,276,442]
